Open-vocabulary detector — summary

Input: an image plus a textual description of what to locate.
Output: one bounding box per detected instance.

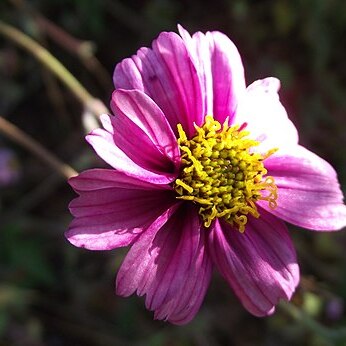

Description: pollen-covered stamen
[173,115,278,232]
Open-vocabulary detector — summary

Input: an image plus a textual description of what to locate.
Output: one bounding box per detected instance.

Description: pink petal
[114,31,204,137]
[86,114,176,184]
[116,205,213,324]
[233,77,299,153]
[108,112,174,174]
[111,89,180,168]
[259,145,346,230]
[178,25,246,124]
[69,168,171,192]
[208,209,299,316]
[66,170,177,250]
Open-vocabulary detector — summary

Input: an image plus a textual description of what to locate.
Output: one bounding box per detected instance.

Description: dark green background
[1,1,346,345]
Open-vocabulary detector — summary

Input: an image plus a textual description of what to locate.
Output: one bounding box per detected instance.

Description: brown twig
[35,16,112,91]
[0,20,108,119]
[0,116,77,179]
[8,0,112,91]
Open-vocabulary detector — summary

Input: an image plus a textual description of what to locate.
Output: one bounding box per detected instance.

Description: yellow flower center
[173,115,278,232]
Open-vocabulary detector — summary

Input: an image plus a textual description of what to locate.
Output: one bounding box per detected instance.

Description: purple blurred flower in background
[66,26,346,324]
[0,148,20,187]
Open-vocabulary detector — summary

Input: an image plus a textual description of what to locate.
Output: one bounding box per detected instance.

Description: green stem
[0,20,107,116]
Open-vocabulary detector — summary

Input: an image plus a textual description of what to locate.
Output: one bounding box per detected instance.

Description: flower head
[66,26,346,324]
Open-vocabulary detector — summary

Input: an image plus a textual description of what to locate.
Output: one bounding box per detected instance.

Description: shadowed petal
[111,89,180,168]
[86,114,176,184]
[66,170,177,250]
[114,31,204,137]
[233,77,299,153]
[178,25,246,124]
[108,114,175,173]
[116,205,213,324]
[208,209,299,316]
[259,145,346,230]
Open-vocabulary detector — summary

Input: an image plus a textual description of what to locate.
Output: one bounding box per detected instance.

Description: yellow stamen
[173,115,278,232]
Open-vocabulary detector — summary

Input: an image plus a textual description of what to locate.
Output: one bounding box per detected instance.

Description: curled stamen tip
[269,200,278,209]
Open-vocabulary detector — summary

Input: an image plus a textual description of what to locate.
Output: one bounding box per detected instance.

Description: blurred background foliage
[1,0,346,345]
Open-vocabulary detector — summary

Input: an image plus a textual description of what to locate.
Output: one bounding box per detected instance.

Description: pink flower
[66,26,346,324]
